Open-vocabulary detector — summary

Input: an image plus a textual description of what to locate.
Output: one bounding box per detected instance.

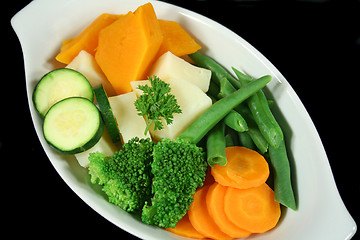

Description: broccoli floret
[88,137,154,213]
[141,138,207,228]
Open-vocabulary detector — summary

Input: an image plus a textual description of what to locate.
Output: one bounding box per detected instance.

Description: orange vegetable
[95,3,163,95]
[166,213,205,239]
[206,183,252,238]
[211,146,270,189]
[202,166,215,187]
[188,186,232,240]
[224,183,281,233]
[156,20,201,58]
[56,13,121,64]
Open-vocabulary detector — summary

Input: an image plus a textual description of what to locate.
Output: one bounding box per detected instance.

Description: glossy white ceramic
[11,0,357,239]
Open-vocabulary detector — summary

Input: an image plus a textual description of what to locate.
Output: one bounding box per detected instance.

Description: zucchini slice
[43,97,104,154]
[93,85,121,143]
[33,68,94,118]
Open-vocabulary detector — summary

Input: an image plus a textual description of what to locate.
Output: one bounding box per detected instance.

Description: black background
[5,0,359,239]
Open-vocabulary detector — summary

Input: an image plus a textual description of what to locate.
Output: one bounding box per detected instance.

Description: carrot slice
[166,213,205,239]
[56,13,121,64]
[95,3,163,95]
[224,183,281,233]
[188,186,232,240]
[212,146,269,189]
[156,20,201,58]
[206,182,252,238]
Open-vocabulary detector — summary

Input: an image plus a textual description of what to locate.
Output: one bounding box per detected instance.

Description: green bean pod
[232,68,283,148]
[268,141,297,210]
[223,110,248,132]
[206,121,227,167]
[189,52,238,87]
[178,76,271,144]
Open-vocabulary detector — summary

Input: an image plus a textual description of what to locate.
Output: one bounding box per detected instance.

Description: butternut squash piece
[95,3,163,95]
[156,20,201,58]
[56,13,121,64]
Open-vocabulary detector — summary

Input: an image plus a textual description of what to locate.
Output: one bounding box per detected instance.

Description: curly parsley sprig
[134,75,182,135]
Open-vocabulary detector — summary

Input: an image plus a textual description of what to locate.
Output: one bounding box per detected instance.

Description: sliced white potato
[149,51,211,92]
[108,91,151,143]
[75,129,118,168]
[131,77,212,140]
[66,50,116,96]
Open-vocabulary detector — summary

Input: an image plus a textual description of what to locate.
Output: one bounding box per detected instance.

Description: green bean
[232,67,283,148]
[206,121,226,167]
[218,77,268,153]
[178,76,271,144]
[268,141,297,210]
[223,110,248,132]
[189,52,238,87]
[225,133,235,147]
[208,80,248,133]
[237,132,256,150]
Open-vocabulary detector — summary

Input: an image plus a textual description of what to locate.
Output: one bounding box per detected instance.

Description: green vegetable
[33,68,94,118]
[232,67,283,148]
[268,141,297,210]
[208,82,248,133]
[178,75,271,144]
[206,121,227,167]
[43,97,104,154]
[217,74,269,153]
[88,137,154,212]
[189,52,238,87]
[237,132,256,150]
[93,84,121,143]
[142,138,207,228]
[134,75,182,135]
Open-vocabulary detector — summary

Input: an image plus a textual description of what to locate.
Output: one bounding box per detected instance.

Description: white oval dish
[11,0,357,239]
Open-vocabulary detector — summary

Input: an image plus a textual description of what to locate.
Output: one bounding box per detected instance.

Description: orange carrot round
[206,182,252,238]
[188,186,232,240]
[166,213,205,239]
[224,183,281,233]
[212,146,269,189]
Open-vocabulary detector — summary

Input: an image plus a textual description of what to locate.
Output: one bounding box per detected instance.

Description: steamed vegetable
[95,3,163,95]
[56,13,121,64]
[189,52,296,210]
[166,214,205,239]
[33,68,93,118]
[142,138,207,228]
[233,67,284,148]
[66,50,116,96]
[43,97,104,154]
[88,137,154,212]
[132,76,212,140]
[224,183,281,233]
[211,146,269,189]
[269,141,297,210]
[206,121,227,167]
[93,85,121,143]
[157,20,201,58]
[150,51,211,92]
[109,91,151,143]
[74,129,117,168]
[178,75,271,144]
[134,75,182,135]
[188,185,232,240]
[206,183,251,238]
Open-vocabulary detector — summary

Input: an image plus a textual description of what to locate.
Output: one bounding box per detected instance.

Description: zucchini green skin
[33,68,94,118]
[43,97,104,155]
[93,85,121,143]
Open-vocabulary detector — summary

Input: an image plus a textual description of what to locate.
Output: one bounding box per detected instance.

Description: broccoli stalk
[88,137,154,213]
